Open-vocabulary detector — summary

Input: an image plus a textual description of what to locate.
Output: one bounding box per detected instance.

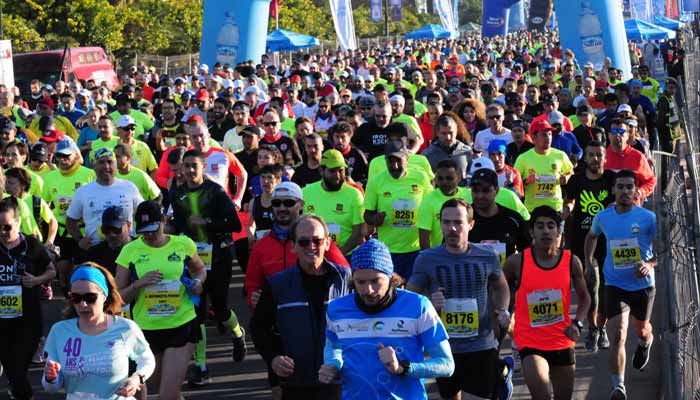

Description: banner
[528,0,554,31]
[391,0,403,21]
[329,0,358,50]
[482,0,510,37]
[415,0,428,13]
[453,0,460,29]
[270,0,280,18]
[554,0,632,79]
[200,0,270,67]
[684,0,700,12]
[434,0,458,33]
[370,0,383,22]
[508,1,526,31]
[0,41,14,89]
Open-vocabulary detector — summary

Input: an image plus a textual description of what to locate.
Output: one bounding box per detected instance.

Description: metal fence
[656,28,700,400]
[120,53,199,77]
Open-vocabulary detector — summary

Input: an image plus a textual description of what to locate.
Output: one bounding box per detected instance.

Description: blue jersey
[326,289,448,400]
[590,206,657,291]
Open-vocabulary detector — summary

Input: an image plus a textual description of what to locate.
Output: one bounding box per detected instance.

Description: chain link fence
[120,53,199,77]
[656,28,700,400]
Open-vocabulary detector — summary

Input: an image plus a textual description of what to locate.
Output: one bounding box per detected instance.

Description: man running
[584,169,658,400]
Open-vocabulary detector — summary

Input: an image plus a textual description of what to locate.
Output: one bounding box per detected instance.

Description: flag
[270,0,281,18]
[370,0,383,22]
[391,0,403,21]
[329,0,358,50]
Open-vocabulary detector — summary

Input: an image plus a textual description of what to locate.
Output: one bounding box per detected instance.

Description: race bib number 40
[0,285,22,318]
[144,280,181,316]
[391,198,417,228]
[534,175,557,199]
[440,298,479,338]
[527,289,564,328]
[610,238,641,269]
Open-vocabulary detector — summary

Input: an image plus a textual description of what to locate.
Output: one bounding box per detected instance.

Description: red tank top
[514,248,574,351]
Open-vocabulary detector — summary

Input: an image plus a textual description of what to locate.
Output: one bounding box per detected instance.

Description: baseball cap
[505,92,525,105]
[102,206,129,229]
[359,96,376,108]
[487,139,508,155]
[30,143,48,162]
[116,114,137,129]
[617,104,633,114]
[94,148,115,160]
[340,88,352,97]
[78,89,92,98]
[548,111,565,125]
[320,149,348,169]
[239,125,263,137]
[542,93,558,104]
[0,118,16,133]
[290,75,302,83]
[531,119,555,133]
[469,156,495,174]
[389,94,405,105]
[385,140,408,158]
[271,181,303,201]
[576,105,593,115]
[38,97,54,109]
[135,201,163,234]
[174,77,186,85]
[194,89,209,102]
[350,238,393,277]
[55,139,78,155]
[199,63,209,72]
[40,129,64,143]
[470,168,499,188]
[185,114,205,124]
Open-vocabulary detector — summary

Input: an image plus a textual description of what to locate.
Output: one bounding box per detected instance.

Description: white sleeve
[65,187,84,220]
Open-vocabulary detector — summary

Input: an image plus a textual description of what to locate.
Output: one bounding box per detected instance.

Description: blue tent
[266,29,319,52]
[404,24,458,40]
[652,16,683,31]
[624,19,676,40]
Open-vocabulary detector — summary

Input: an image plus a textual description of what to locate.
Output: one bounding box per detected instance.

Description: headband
[70,266,109,296]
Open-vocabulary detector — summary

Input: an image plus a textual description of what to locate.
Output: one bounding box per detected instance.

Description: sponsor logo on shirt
[383,191,391,197]
[391,319,409,334]
[335,204,344,212]
[168,252,181,262]
[372,321,385,332]
[631,224,640,235]
[347,322,369,332]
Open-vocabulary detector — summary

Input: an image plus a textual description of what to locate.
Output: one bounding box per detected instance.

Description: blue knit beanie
[350,239,394,276]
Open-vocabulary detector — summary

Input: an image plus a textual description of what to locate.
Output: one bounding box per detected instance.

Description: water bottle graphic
[578,1,606,68]
[216,13,239,65]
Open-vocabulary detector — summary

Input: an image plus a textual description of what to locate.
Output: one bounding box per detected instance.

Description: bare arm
[339,224,364,255]
[419,229,432,250]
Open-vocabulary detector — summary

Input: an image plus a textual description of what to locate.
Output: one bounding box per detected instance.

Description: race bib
[527,289,564,327]
[440,298,479,338]
[391,198,417,228]
[196,242,213,271]
[0,285,22,318]
[57,196,72,213]
[144,280,181,316]
[534,175,557,199]
[610,238,641,269]
[121,304,131,320]
[327,223,342,243]
[481,240,507,267]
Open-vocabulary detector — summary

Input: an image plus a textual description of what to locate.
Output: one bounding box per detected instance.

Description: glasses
[123,126,136,131]
[271,199,297,208]
[487,114,503,119]
[263,121,279,127]
[610,128,627,135]
[69,292,100,304]
[296,237,325,247]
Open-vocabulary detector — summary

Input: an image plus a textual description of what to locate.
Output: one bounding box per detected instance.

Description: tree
[2,15,44,52]
[272,0,334,39]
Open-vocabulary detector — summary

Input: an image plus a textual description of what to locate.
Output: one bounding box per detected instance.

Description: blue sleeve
[417,296,449,348]
[590,212,603,236]
[406,340,454,379]
[570,135,583,159]
[323,336,343,371]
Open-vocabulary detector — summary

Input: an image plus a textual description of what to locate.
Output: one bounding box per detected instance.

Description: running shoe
[187,365,211,387]
[498,356,514,400]
[598,328,610,349]
[585,328,599,353]
[632,339,652,370]
[233,327,247,362]
[609,383,627,399]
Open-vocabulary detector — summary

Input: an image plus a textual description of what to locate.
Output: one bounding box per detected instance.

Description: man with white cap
[389,94,421,139]
[116,114,158,175]
[319,239,454,399]
[76,88,93,113]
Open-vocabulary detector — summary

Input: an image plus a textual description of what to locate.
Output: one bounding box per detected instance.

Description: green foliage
[2,15,43,52]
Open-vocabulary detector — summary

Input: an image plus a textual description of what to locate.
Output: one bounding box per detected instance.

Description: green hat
[320,149,347,169]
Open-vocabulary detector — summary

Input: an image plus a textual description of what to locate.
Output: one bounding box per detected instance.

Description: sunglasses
[487,114,503,119]
[263,121,279,127]
[69,292,100,304]
[123,126,136,131]
[296,237,325,247]
[610,128,627,135]
[271,199,297,208]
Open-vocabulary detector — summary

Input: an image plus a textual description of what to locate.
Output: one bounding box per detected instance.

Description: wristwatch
[398,359,411,376]
[572,319,584,333]
[136,373,146,385]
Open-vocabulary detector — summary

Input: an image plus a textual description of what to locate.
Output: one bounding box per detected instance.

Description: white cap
[199,63,209,72]
[469,156,496,175]
[117,114,136,128]
[78,89,92,98]
[222,79,234,89]
[211,75,223,83]
[243,86,260,96]
[617,104,633,113]
[232,79,245,89]
[271,181,303,201]
[389,94,405,105]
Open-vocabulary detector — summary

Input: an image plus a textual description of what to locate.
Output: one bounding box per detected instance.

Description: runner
[114,143,163,202]
[584,169,658,400]
[319,239,455,399]
[5,168,58,246]
[563,141,616,353]
[115,115,158,175]
[43,263,155,398]
[408,198,513,400]
[0,197,56,399]
[115,200,206,400]
[246,164,281,248]
[504,206,590,400]
[168,149,246,386]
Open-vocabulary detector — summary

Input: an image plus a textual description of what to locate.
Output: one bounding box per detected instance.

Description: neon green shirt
[116,235,197,330]
[364,170,432,253]
[41,166,96,232]
[90,137,119,163]
[463,188,531,221]
[109,110,154,138]
[513,148,573,212]
[29,163,53,181]
[393,114,421,137]
[117,168,161,201]
[20,193,54,242]
[413,101,427,118]
[3,193,33,236]
[127,140,158,174]
[368,153,435,181]
[417,187,470,247]
[8,167,45,198]
[302,182,364,248]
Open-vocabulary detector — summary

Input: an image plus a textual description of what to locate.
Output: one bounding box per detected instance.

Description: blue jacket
[263,261,351,386]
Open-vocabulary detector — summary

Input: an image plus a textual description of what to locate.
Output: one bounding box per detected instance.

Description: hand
[559,174,568,186]
[377,343,402,374]
[374,212,386,226]
[21,272,38,288]
[271,355,295,377]
[137,270,163,288]
[496,309,511,329]
[189,216,207,226]
[78,237,92,251]
[318,364,339,384]
[233,199,242,211]
[585,259,598,275]
[251,289,262,308]
[429,288,445,311]
[564,323,581,341]
[524,173,537,185]
[115,374,141,397]
[635,261,652,278]
[191,279,204,295]
[44,360,61,382]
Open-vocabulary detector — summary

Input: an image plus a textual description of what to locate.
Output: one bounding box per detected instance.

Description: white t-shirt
[473,127,513,152]
[66,179,143,245]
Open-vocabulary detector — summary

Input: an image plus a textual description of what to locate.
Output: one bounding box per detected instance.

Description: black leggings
[0,318,42,399]
[196,244,235,324]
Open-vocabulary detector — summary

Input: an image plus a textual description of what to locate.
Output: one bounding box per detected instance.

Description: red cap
[40,129,64,143]
[194,89,209,102]
[38,97,54,109]
[340,88,352,96]
[290,75,301,83]
[531,120,554,133]
[186,114,205,124]
[595,79,609,89]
